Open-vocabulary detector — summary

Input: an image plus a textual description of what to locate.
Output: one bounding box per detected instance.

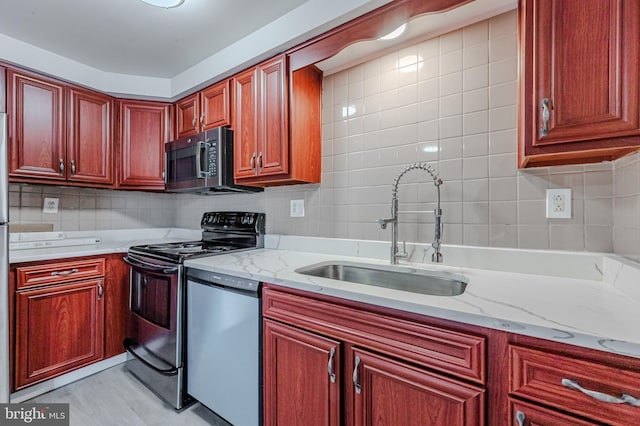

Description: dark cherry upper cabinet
[7,69,66,181]
[233,54,322,187]
[175,79,231,138]
[67,87,113,184]
[8,68,114,186]
[518,0,640,167]
[117,100,172,190]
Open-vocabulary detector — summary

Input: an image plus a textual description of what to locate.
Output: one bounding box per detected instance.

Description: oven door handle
[123,256,179,274]
[123,338,179,376]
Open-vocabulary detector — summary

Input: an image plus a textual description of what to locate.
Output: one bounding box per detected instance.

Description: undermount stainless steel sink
[295,261,467,296]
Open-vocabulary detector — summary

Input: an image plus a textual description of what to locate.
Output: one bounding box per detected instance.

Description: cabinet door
[67,87,113,185]
[8,69,66,180]
[233,67,260,179]
[257,55,289,177]
[263,319,341,426]
[350,347,484,426]
[519,0,640,167]
[15,279,105,389]
[200,79,231,130]
[118,100,171,190]
[104,255,129,358]
[175,93,199,138]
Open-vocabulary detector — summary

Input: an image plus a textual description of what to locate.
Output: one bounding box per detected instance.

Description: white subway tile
[463,65,488,91]
[440,49,463,75]
[463,20,489,45]
[463,133,489,158]
[463,87,488,113]
[440,71,463,96]
[440,29,463,53]
[439,93,462,117]
[463,41,488,70]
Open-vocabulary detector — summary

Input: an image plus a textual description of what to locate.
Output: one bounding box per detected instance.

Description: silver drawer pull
[51,268,79,276]
[352,356,361,394]
[327,347,336,383]
[540,98,550,137]
[515,410,525,426]
[562,378,640,406]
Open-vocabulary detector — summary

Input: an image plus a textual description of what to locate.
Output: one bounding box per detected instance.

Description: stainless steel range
[123,211,265,410]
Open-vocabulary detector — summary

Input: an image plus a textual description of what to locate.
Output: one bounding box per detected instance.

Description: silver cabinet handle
[540,98,550,137]
[250,152,257,172]
[352,356,361,394]
[59,158,64,176]
[51,268,79,277]
[98,282,103,300]
[191,115,197,129]
[71,159,76,175]
[515,410,525,426]
[562,378,640,406]
[200,114,204,127]
[327,347,336,383]
[257,151,263,172]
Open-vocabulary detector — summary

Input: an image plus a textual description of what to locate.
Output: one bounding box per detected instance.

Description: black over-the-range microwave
[164,127,262,194]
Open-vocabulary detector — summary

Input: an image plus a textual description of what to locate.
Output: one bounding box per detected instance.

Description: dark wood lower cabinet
[104,256,129,358]
[263,285,486,426]
[263,319,341,426]
[15,279,104,389]
[11,253,129,391]
[350,347,484,426]
[263,284,640,426]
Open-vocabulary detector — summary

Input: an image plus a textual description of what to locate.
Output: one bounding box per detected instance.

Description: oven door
[123,253,186,408]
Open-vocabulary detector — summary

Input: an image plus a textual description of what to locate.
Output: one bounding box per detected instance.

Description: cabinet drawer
[510,399,597,426]
[17,258,105,290]
[264,287,485,384]
[510,345,640,425]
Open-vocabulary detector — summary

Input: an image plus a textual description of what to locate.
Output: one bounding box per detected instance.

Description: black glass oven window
[131,270,171,329]
[166,145,198,182]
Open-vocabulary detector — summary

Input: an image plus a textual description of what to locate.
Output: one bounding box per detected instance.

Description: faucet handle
[377,218,394,230]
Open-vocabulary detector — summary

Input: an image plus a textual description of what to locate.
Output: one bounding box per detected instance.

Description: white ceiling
[0,0,311,78]
[0,0,516,99]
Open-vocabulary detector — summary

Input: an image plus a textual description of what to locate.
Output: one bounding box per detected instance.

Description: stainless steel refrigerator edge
[1,113,10,403]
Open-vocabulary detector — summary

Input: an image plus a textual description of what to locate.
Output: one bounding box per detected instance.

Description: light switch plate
[43,197,59,214]
[290,199,305,217]
[546,188,571,219]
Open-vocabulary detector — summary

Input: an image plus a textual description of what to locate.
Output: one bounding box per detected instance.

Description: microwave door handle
[196,141,207,178]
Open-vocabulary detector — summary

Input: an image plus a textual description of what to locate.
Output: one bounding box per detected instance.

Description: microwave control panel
[206,142,218,177]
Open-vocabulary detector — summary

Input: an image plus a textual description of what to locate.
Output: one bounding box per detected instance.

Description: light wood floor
[29,364,230,426]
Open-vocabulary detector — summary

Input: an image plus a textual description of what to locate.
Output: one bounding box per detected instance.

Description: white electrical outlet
[546,189,571,219]
[290,199,305,217]
[43,197,59,214]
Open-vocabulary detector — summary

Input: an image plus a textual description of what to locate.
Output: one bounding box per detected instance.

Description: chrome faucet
[377,162,444,264]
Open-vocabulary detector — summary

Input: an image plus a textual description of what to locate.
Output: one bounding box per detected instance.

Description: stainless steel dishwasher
[186,268,261,426]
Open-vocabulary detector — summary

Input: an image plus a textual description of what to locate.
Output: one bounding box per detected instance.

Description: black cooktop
[128,212,265,263]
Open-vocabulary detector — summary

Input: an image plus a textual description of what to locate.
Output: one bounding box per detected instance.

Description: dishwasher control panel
[187,268,260,293]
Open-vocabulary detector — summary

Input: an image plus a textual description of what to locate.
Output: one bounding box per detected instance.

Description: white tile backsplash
[9,9,639,261]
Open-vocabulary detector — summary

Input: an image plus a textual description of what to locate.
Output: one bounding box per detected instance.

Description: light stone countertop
[185,235,640,359]
[8,228,201,263]
[10,230,640,358]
